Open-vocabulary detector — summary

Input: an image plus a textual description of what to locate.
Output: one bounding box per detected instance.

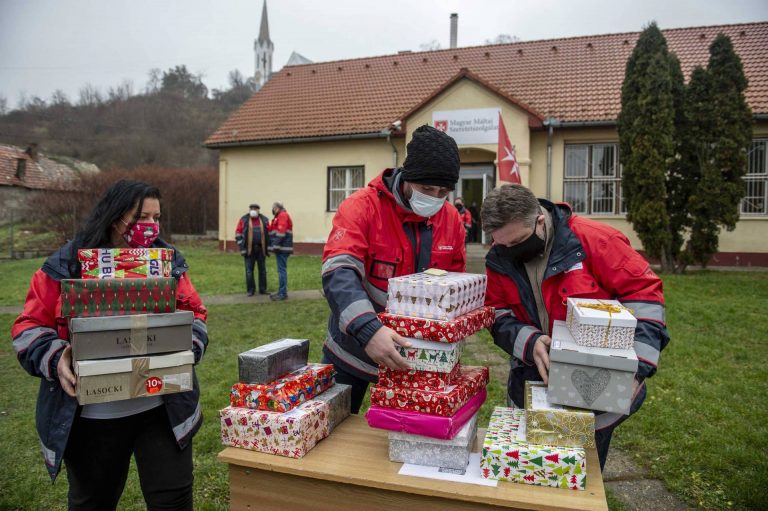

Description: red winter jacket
[458,207,473,228]
[268,209,293,253]
[485,201,669,428]
[322,168,466,380]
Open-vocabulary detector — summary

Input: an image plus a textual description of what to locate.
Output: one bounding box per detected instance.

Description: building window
[563,143,624,215]
[741,139,767,216]
[327,166,364,211]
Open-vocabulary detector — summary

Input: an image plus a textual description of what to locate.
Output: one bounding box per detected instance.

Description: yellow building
[207,22,768,265]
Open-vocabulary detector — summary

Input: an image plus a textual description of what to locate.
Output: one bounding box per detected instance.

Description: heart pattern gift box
[547,321,638,414]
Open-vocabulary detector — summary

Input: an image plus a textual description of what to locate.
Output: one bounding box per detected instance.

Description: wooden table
[218,415,608,511]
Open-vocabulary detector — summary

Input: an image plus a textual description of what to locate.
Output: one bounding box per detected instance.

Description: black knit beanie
[401,125,460,190]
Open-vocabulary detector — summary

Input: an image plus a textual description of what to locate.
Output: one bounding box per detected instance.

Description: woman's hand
[57,345,77,397]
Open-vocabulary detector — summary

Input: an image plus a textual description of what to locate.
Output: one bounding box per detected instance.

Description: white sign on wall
[432,107,500,145]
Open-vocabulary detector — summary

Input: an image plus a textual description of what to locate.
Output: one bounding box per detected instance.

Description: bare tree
[485,34,521,44]
[145,68,162,94]
[78,84,103,106]
[50,89,70,106]
[419,40,442,51]
[0,94,7,115]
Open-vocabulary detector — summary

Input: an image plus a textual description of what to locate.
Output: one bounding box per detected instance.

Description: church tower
[253,0,274,89]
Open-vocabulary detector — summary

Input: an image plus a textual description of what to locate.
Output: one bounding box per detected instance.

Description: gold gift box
[525,381,595,448]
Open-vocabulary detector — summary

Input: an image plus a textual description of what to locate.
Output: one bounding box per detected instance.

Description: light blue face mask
[409,188,446,218]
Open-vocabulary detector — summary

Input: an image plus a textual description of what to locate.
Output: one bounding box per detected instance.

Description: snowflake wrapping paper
[386,271,487,321]
[220,399,330,458]
[480,407,587,490]
[230,363,334,412]
[378,306,495,343]
[370,366,488,416]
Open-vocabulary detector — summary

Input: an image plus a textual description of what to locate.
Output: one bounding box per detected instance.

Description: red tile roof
[206,22,768,147]
[0,144,99,190]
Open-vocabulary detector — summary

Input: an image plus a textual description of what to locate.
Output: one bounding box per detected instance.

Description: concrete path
[604,450,690,510]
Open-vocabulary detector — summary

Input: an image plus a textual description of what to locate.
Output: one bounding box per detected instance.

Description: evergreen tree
[618,23,676,270]
[684,34,752,267]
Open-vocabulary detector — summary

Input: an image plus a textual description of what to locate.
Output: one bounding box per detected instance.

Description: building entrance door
[452,164,495,244]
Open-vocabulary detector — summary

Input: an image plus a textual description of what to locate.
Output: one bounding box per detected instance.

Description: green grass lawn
[1,243,766,510]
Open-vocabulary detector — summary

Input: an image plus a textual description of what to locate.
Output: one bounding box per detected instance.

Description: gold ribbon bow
[575,301,633,347]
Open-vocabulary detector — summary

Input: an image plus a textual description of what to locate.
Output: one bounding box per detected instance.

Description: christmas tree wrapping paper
[395,337,464,373]
[369,366,488,416]
[378,363,462,392]
[565,297,636,349]
[548,321,638,414]
[312,383,352,433]
[61,277,176,318]
[386,271,487,321]
[378,305,495,343]
[388,411,478,470]
[525,381,595,448]
[366,388,486,440]
[238,339,310,384]
[78,248,173,279]
[230,363,335,412]
[220,399,330,458]
[481,407,587,490]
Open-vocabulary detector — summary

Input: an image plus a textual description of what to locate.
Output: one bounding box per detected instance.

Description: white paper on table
[398,452,498,487]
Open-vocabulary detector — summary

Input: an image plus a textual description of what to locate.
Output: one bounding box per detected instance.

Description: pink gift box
[365,388,487,440]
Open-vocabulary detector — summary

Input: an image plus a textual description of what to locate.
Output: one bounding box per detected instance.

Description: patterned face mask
[121,220,160,248]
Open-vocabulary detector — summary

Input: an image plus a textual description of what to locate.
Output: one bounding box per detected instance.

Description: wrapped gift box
[525,381,595,448]
[366,388,486,440]
[230,364,335,412]
[220,400,330,458]
[78,248,173,279]
[238,339,310,384]
[313,383,352,433]
[395,337,463,374]
[548,321,638,414]
[481,407,587,490]
[386,271,487,321]
[378,363,462,392]
[61,277,176,318]
[565,298,636,349]
[370,366,488,417]
[378,305,495,343]
[75,350,194,405]
[388,411,478,470]
[69,311,193,361]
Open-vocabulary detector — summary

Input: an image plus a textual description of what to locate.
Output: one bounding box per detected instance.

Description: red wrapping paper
[378,306,495,343]
[378,363,461,392]
[230,363,334,412]
[370,366,489,417]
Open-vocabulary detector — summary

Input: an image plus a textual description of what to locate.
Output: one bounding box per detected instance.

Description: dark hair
[480,184,540,234]
[74,179,161,250]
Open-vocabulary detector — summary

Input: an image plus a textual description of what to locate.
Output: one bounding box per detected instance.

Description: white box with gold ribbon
[565,298,636,349]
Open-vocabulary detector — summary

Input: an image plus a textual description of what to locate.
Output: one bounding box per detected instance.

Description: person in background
[267,201,293,301]
[11,179,208,510]
[235,203,270,296]
[454,197,473,244]
[321,125,467,413]
[481,183,669,471]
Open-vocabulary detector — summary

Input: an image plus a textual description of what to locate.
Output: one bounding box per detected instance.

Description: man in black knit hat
[321,125,468,413]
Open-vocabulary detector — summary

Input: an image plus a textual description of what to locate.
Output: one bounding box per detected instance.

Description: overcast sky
[1,0,766,106]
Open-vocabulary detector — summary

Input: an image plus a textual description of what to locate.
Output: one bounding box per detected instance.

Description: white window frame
[327,166,365,212]
[563,143,624,215]
[741,139,768,216]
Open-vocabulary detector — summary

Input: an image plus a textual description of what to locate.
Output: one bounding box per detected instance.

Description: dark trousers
[244,248,267,294]
[64,405,193,511]
[322,353,370,414]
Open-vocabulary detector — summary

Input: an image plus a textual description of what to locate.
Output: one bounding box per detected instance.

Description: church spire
[254,0,274,89]
[258,0,271,44]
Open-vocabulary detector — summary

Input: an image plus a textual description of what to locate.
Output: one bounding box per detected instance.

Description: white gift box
[386,271,487,321]
[565,298,637,349]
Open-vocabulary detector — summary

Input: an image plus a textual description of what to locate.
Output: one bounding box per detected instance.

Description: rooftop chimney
[450,13,458,49]
[25,143,38,161]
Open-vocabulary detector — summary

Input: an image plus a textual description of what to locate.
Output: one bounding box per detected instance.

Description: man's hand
[533,335,552,384]
[57,345,77,397]
[364,326,412,371]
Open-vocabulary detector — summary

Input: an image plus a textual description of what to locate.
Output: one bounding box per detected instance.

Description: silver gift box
[312,383,351,433]
[387,412,478,470]
[238,338,310,384]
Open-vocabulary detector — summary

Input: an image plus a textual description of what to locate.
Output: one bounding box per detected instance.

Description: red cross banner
[498,113,521,183]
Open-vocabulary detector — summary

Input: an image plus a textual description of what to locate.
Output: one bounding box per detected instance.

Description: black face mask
[497,220,545,263]
[455,204,464,212]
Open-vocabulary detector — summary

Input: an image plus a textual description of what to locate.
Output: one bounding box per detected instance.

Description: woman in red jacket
[11,180,208,510]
